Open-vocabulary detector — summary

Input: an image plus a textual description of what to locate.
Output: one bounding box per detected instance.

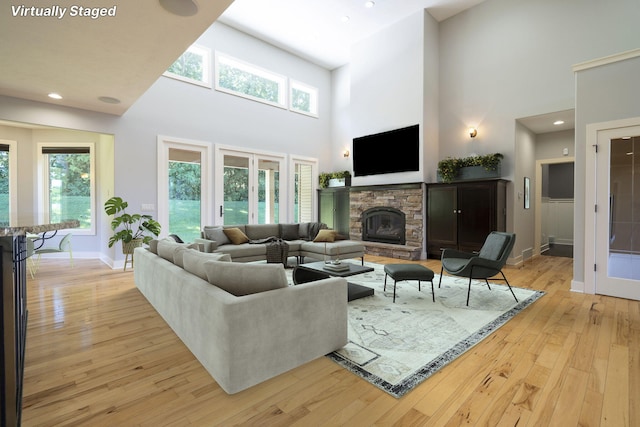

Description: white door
[594,125,640,299]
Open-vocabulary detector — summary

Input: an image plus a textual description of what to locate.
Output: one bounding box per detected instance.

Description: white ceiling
[517,109,575,135]
[0,0,484,116]
[0,0,234,115]
[218,0,487,70]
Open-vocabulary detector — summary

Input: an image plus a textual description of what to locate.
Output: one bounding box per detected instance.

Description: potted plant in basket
[104,196,161,253]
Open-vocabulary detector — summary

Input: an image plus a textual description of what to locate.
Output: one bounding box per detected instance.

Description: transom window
[164,44,211,88]
[290,80,318,117]
[215,52,287,108]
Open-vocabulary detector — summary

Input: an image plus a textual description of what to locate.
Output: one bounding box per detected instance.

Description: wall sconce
[343,149,350,157]
[469,127,478,138]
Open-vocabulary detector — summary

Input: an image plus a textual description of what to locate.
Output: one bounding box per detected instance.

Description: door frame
[534,157,575,257]
[584,116,640,296]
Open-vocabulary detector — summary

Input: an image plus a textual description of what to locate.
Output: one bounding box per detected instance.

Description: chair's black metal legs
[502,271,518,303]
[438,266,444,288]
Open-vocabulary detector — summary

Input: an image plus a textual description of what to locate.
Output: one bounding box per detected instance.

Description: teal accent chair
[439,232,517,306]
[34,233,73,270]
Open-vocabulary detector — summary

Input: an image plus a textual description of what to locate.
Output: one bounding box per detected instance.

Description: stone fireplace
[350,184,424,260]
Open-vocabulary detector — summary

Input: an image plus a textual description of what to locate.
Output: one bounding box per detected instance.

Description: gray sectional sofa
[198,222,365,264]
[133,239,348,394]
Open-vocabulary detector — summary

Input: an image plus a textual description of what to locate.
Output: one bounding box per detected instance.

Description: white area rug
[293,261,544,398]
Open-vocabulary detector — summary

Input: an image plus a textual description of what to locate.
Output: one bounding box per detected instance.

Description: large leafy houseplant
[104,196,161,248]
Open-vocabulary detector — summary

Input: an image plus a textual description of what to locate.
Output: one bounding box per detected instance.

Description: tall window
[291,158,317,223]
[158,137,211,242]
[215,53,286,108]
[38,143,95,233]
[164,44,211,88]
[290,80,318,117]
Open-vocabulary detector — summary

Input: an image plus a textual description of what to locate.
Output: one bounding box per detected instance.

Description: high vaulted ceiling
[218,0,486,70]
[0,0,485,116]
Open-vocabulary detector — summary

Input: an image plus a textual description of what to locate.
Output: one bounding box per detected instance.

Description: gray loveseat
[134,240,348,394]
[198,222,365,264]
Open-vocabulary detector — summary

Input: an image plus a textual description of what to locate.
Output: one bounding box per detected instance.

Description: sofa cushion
[173,243,201,267]
[183,249,232,280]
[224,227,250,245]
[149,239,160,254]
[280,224,300,240]
[156,240,200,267]
[204,261,288,296]
[203,226,231,246]
[215,243,265,259]
[157,239,181,263]
[313,229,337,242]
[245,224,280,240]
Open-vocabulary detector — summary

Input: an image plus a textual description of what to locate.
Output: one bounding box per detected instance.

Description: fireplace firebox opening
[362,207,406,245]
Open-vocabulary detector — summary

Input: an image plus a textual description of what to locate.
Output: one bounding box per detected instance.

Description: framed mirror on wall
[524,177,530,209]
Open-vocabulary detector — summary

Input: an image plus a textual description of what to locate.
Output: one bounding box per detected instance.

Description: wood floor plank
[19,255,639,426]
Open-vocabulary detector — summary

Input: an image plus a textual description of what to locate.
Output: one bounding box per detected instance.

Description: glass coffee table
[293,261,375,301]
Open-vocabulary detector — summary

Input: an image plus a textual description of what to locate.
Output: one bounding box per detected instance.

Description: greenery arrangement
[104,196,161,248]
[437,153,503,183]
[319,170,352,189]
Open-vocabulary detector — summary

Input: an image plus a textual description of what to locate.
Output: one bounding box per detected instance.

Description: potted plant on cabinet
[437,153,503,183]
[104,196,161,253]
[319,170,352,188]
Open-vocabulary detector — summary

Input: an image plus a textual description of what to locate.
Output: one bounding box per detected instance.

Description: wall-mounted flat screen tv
[352,124,420,177]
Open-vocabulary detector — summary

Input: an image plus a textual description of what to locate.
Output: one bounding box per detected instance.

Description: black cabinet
[318,187,350,237]
[427,179,507,258]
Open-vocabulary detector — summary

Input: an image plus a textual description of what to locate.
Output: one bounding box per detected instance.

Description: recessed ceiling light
[98,96,121,104]
[553,120,564,125]
[365,1,375,8]
[159,0,198,17]
[48,93,62,100]
[341,15,350,23]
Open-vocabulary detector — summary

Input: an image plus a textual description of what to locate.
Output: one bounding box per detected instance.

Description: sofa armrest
[194,237,218,252]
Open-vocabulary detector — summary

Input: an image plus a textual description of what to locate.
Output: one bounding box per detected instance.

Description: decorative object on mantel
[319,170,352,188]
[104,196,161,270]
[437,153,503,183]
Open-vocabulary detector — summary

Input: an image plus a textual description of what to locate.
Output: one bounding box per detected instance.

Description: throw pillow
[203,226,231,246]
[204,261,288,296]
[183,250,232,280]
[280,223,300,240]
[223,227,249,245]
[298,222,310,240]
[308,222,327,240]
[313,229,337,242]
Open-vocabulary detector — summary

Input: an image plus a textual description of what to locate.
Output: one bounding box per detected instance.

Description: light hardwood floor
[22,255,638,426]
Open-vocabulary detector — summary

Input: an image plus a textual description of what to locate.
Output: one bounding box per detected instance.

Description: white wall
[348,11,430,187]
[438,0,640,261]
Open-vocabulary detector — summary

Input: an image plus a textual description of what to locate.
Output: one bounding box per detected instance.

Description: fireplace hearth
[362,207,406,245]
